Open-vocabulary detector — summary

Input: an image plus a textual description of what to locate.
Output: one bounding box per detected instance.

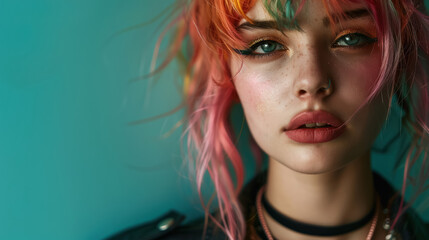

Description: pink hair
[154,0,429,239]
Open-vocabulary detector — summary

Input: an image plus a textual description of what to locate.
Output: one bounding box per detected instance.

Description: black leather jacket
[105,172,429,240]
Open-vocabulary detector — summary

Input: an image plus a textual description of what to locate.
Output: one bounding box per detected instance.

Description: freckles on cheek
[256,85,277,113]
[230,58,279,115]
[238,76,276,114]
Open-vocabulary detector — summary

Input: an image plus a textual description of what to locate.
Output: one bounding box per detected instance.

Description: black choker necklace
[261,193,376,236]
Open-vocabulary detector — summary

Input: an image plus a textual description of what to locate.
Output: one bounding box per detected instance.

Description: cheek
[335,50,388,143]
[232,65,279,115]
[235,76,272,120]
[342,48,381,86]
[334,50,383,106]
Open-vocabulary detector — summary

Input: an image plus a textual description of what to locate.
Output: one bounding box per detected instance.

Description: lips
[284,110,345,143]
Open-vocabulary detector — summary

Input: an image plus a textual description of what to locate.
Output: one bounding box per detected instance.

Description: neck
[264,153,376,240]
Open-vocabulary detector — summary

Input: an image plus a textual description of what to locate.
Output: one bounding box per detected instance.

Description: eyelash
[331,32,377,48]
[235,38,286,58]
[236,32,378,59]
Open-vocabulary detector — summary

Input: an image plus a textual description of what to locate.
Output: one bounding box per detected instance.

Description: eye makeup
[234,15,378,61]
[234,34,289,61]
[235,38,285,54]
[332,32,377,48]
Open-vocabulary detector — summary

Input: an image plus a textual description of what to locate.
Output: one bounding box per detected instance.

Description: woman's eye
[332,33,377,48]
[251,40,284,54]
[235,40,285,56]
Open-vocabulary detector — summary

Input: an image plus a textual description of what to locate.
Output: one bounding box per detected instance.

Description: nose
[293,46,333,99]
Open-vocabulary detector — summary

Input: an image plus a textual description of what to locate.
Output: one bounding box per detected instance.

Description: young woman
[107,0,429,239]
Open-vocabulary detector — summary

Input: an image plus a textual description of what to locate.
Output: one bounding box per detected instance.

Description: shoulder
[373,173,429,239]
[397,207,429,240]
[105,211,227,240]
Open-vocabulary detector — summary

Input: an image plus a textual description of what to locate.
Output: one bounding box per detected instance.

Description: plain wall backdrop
[1,1,428,240]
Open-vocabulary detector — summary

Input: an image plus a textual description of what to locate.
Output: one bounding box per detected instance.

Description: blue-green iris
[258,41,277,53]
[335,33,377,47]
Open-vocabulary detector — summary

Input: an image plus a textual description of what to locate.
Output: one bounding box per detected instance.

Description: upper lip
[285,110,344,131]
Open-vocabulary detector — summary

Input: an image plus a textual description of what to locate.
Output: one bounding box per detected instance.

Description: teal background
[0,1,428,240]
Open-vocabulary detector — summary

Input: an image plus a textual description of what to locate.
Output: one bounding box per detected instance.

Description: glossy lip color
[284,110,345,143]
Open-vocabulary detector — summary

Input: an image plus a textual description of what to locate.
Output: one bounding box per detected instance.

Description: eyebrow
[237,8,371,31]
[237,20,280,30]
[324,8,370,26]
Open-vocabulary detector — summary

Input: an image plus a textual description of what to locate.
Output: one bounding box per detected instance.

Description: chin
[281,158,346,175]
[271,145,359,175]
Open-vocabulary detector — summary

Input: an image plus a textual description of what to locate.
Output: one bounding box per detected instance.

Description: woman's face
[230,0,389,174]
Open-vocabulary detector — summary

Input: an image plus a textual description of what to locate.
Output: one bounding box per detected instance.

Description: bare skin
[265,153,387,240]
[230,0,391,239]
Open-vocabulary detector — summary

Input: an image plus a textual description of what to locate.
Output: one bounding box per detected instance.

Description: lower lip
[285,126,345,143]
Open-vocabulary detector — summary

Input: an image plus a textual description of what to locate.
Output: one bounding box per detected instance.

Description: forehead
[243,0,369,23]
[244,0,272,22]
